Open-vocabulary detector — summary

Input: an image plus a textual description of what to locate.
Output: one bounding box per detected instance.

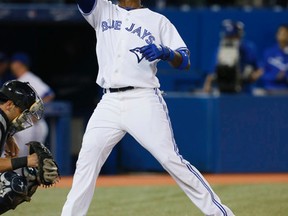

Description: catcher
[0,80,59,214]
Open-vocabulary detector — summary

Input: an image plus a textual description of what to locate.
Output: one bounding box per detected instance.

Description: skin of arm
[0,153,38,173]
[250,69,264,82]
[42,94,55,103]
[170,51,191,70]
[203,74,214,93]
[5,136,19,158]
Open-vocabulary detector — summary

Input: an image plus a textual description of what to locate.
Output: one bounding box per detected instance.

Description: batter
[61,0,235,215]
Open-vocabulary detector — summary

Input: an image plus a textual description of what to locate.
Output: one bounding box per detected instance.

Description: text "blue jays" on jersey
[101,19,155,44]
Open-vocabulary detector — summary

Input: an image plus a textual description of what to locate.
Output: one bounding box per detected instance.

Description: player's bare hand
[250,69,263,82]
[28,153,39,167]
[5,136,19,158]
[276,70,286,80]
[203,74,214,93]
[203,84,212,93]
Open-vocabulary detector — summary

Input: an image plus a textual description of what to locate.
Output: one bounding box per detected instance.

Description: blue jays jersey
[259,44,288,90]
[78,0,188,88]
[239,40,259,72]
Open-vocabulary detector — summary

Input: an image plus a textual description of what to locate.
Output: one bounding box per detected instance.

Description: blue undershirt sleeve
[176,48,190,70]
[77,0,97,14]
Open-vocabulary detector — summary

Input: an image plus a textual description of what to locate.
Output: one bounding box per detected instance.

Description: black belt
[105,86,135,93]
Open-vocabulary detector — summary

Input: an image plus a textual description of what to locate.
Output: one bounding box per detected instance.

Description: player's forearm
[140,44,190,70]
[0,157,29,172]
[170,51,191,70]
[42,94,55,103]
[203,74,214,93]
[0,158,13,172]
[77,0,97,13]
[261,69,280,81]
[250,69,263,82]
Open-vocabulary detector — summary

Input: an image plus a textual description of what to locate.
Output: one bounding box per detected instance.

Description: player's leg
[61,94,126,216]
[62,127,125,215]
[124,88,234,216]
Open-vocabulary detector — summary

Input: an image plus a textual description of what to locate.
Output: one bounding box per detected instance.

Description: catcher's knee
[0,171,29,214]
[0,168,39,214]
[22,167,40,197]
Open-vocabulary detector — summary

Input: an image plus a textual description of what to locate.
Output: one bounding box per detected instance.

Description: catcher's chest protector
[0,109,9,154]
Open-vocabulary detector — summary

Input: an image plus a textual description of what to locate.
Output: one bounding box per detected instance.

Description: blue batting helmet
[221,19,244,37]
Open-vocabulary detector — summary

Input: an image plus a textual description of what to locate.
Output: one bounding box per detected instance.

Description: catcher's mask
[0,80,44,135]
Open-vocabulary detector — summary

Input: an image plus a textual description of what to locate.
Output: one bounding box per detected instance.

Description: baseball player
[203,19,260,93]
[0,52,14,87]
[0,80,44,213]
[62,0,234,216]
[10,52,55,157]
[258,24,288,91]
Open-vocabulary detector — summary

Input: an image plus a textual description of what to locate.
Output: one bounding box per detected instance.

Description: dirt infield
[56,173,288,188]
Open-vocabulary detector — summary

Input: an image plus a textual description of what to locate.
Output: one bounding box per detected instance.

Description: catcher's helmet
[0,80,44,134]
[221,19,244,38]
[0,80,38,111]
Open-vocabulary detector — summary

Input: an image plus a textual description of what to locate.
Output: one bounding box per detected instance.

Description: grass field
[4,183,288,216]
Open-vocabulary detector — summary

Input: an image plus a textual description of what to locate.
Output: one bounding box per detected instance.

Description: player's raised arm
[140,44,191,70]
[77,0,98,14]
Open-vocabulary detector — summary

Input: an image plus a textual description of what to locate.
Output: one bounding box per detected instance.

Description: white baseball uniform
[61,1,234,216]
[15,71,52,157]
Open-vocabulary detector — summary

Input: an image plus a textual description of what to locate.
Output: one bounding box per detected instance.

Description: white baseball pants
[61,88,234,216]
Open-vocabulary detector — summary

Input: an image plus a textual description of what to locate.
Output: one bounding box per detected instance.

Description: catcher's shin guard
[0,171,28,214]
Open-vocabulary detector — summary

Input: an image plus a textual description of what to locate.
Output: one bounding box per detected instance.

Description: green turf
[5,183,288,216]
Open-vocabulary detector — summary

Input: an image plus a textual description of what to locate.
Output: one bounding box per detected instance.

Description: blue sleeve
[247,43,259,69]
[241,41,259,70]
[205,48,218,75]
[260,49,278,81]
[77,0,97,14]
[176,48,190,70]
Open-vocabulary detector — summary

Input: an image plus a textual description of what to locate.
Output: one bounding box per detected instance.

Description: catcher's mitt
[27,141,60,187]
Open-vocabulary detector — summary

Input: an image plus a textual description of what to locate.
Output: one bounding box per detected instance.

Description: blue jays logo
[130,47,145,63]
